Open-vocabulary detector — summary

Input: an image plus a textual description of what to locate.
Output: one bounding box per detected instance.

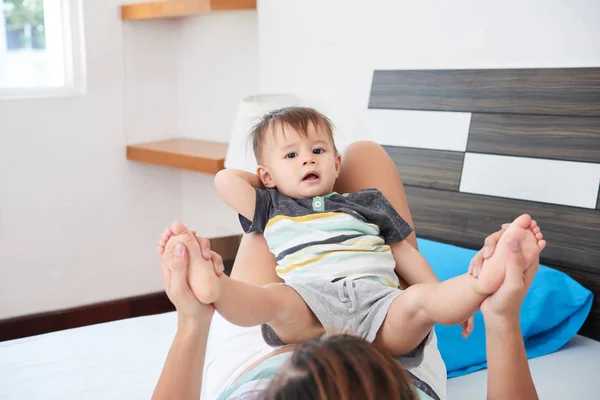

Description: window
[0,0,85,98]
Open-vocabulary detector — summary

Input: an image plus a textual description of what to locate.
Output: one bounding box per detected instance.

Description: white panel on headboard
[460,153,600,209]
[366,109,472,151]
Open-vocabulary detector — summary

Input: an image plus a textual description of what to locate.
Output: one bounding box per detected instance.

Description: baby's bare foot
[158,227,203,256]
[474,214,545,295]
[163,221,220,304]
[157,227,175,256]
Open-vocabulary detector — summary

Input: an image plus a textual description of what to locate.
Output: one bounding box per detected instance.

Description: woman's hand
[159,239,218,325]
[154,236,220,400]
[468,224,510,278]
[191,231,226,277]
[481,238,540,400]
[480,239,539,325]
[459,224,509,338]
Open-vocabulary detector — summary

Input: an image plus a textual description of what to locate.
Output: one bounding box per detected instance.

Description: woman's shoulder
[219,379,270,400]
[217,351,291,400]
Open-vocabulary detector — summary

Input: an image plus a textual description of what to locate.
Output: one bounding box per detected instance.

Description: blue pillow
[416,238,594,378]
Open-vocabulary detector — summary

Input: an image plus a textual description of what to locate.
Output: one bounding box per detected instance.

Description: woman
[153,142,539,399]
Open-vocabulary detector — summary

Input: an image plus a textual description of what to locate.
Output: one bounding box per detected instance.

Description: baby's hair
[249,106,338,164]
[261,334,418,400]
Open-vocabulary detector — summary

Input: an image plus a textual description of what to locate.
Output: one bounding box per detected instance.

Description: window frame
[0,0,86,99]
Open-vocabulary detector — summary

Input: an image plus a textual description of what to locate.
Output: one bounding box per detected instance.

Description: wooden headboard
[367,68,600,340]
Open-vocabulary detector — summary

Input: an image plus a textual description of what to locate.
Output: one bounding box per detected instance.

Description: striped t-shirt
[239,188,413,285]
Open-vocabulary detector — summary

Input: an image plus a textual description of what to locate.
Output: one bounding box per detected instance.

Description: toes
[532,226,540,235]
[159,227,174,249]
[535,232,544,241]
[167,222,203,259]
[538,239,547,251]
[170,221,189,236]
[512,214,532,229]
[530,219,538,229]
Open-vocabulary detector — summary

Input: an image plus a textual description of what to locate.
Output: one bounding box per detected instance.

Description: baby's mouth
[302,172,320,182]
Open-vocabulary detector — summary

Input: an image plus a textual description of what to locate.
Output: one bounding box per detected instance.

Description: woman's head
[262,334,418,400]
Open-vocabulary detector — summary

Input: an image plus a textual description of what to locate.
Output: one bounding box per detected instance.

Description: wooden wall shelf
[127,138,227,174]
[121,0,257,21]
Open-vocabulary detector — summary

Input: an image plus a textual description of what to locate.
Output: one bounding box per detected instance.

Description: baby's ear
[334,153,342,177]
[257,165,276,188]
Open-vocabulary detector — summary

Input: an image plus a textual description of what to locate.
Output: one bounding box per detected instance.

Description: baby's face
[258,123,341,199]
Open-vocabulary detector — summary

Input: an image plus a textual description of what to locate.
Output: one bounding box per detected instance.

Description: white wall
[125,9,259,239]
[176,11,258,237]
[2,0,599,319]
[258,0,600,148]
[0,1,258,319]
[0,0,185,319]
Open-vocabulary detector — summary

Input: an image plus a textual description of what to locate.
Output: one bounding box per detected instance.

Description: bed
[1,312,599,399]
[1,67,599,399]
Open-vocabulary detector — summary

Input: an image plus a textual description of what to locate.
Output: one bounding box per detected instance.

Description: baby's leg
[178,247,322,340]
[374,274,486,355]
[217,279,325,344]
[375,219,544,356]
[162,222,323,342]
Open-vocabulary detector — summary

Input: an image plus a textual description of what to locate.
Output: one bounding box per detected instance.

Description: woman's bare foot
[474,214,546,295]
[160,221,220,304]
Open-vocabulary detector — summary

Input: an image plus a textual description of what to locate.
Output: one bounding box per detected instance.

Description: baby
[159,107,545,357]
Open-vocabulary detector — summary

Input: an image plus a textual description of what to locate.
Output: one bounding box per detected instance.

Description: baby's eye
[285,152,297,159]
[313,148,324,155]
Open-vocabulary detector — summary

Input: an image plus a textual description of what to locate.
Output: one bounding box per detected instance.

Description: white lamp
[225,94,302,173]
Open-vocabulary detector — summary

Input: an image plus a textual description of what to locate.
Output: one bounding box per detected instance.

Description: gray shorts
[261,276,433,392]
[289,276,402,342]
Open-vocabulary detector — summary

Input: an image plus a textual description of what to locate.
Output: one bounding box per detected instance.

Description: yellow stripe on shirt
[276,247,391,274]
[265,212,347,229]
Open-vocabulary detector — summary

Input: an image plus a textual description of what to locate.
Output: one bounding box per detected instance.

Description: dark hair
[249,106,338,164]
[261,334,418,400]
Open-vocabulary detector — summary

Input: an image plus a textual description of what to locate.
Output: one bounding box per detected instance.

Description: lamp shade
[225,94,301,173]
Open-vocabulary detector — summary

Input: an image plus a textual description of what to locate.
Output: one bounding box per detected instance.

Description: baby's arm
[361,189,439,286]
[390,240,439,285]
[214,169,260,220]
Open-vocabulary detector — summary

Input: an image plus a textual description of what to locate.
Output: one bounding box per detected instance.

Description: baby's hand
[460,316,474,338]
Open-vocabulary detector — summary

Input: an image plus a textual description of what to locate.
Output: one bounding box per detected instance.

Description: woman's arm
[153,319,211,400]
[153,238,220,400]
[483,317,537,400]
[480,239,539,400]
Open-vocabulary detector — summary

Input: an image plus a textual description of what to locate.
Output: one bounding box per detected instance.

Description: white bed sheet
[447,335,600,399]
[1,312,598,399]
[0,313,177,400]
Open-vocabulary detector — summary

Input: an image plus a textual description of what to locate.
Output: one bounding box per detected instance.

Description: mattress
[0,313,177,400]
[447,334,600,398]
[1,312,598,399]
